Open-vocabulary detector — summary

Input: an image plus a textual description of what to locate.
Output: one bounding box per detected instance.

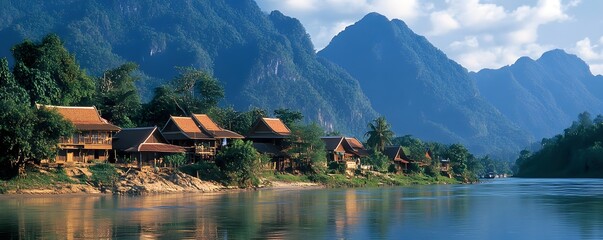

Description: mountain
[0,0,377,136]
[472,49,603,140]
[318,13,530,155]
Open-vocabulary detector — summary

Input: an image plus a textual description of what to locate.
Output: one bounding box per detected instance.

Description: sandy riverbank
[4,166,323,195]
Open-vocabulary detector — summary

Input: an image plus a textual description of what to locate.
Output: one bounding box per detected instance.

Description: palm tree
[365,116,395,152]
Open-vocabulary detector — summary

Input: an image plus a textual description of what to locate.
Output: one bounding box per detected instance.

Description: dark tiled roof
[321,137,344,151]
[113,127,185,153]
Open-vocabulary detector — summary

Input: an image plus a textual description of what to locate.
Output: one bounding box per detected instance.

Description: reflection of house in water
[112,126,185,166]
[246,117,292,171]
[161,114,244,161]
[322,136,369,173]
[42,105,120,164]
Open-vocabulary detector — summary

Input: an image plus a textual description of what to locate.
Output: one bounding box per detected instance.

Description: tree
[365,116,395,152]
[141,86,182,126]
[215,140,262,187]
[363,151,390,172]
[171,67,224,114]
[445,143,470,175]
[288,123,327,173]
[274,108,303,127]
[11,34,95,106]
[96,62,142,127]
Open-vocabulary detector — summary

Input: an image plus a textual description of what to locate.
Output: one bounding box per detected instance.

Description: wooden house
[321,136,369,172]
[384,146,411,173]
[112,127,185,166]
[46,105,120,163]
[246,117,292,171]
[161,114,243,160]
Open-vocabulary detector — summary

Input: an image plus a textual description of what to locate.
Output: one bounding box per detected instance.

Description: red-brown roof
[191,114,244,139]
[169,116,213,139]
[135,143,185,153]
[246,117,291,139]
[263,118,291,134]
[42,105,120,131]
[192,114,221,131]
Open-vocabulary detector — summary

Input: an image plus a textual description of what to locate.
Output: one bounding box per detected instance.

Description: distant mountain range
[318,13,529,155]
[2,1,603,157]
[472,49,603,139]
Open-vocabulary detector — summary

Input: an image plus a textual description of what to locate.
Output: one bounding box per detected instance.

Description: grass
[307,171,461,188]
[88,163,119,187]
[0,167,79,193]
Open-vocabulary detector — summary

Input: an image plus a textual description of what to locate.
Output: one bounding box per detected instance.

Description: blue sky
[255,0,603,75]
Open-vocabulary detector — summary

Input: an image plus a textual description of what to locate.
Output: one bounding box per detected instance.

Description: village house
[246,117,291,171]
[112,126,185,166]
[321,136,369,173]
[43,105,120,164]
[161,114,244,161]
[383,146,411,173]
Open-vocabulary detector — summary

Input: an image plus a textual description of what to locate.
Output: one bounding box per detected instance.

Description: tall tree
[365,116,395,152]
[96,62,142,127]
[445,143,470,175]
[0,58,73,177]
[288,123,327,173]
[11,34,95,106]
[274,108,303,127]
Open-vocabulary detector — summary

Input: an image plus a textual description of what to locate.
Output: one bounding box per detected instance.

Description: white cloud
[571,37,603,75]
[369,0,422,21]
[450,36,479,50]
[429,11,460,35]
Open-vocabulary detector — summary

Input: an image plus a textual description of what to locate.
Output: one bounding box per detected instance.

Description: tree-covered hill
[0,0,377,136]
[473,50,603,141]
[515,112,603,178]
[318,13,530,156]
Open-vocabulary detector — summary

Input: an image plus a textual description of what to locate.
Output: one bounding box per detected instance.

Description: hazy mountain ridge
[0,0,377,136]
[318,13,530,155]
[473,49,603,140]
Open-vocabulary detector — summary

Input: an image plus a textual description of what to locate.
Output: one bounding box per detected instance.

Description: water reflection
[1,179,603,239]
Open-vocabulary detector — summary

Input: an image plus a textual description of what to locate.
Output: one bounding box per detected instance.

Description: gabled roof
[40,105,120,131]
[113,127,185,153]
[322,136,345,151]
[191,114,244,139]
[246,117,291,139]
[321,136,369,157]
[384,146,410,164]
[162,116,213,140]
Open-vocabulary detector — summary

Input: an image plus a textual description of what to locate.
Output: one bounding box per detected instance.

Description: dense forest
[515,112,603,177]
[0,0,377,136]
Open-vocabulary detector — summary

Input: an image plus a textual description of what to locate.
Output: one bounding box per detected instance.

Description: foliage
[208,106,267,135]
[287,123,327,173]
[0,167,78,193]
[365,116,394,152]
[88,163,119,188]
[11,34,95,106]
[362,151,390,172]
[142,68,224,126]
[164,153,187,168]
[274,108,303,127]
[215,140,262,187]
[516,112,603,177]
[96,62,142,128]
[179,162,224,183]
[445,143,470,175]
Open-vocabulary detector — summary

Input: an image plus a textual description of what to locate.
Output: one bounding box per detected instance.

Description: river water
[0,178,602,239]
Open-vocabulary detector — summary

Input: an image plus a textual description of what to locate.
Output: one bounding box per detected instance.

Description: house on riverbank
[112,126,185,166]
[42,105,120,164]
[384,146,411,173]
[322,136,369,173]
[247,117,292,171]
[161,114,244,161]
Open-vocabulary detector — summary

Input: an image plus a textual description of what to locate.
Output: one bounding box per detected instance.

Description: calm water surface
[1,178,603,239]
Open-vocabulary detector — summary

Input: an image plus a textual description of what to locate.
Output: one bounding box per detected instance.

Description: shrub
[215,139,261,187]
[89,163,119,188]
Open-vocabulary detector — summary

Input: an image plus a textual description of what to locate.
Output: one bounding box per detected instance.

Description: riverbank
[0,164,461,195]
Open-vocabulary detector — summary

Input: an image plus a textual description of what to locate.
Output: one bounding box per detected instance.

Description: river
[0,178,602,239]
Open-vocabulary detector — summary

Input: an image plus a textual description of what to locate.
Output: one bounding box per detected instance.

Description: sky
[255,0,603,75]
